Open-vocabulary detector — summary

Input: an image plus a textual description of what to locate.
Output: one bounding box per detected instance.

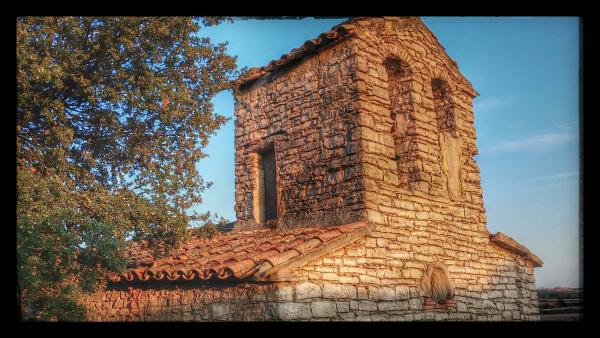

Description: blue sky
[194,17,580,288]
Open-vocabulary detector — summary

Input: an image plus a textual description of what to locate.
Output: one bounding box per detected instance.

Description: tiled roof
[111,221,369,284]
[490,232,543,267]
[235,17,360,87]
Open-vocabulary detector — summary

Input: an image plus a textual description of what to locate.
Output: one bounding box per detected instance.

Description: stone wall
[290,238,539,321]
[83,282,282,321]
[288,17,540,321]
[234,38,364,228]
[84,281,407,321]
[83,262,536,322]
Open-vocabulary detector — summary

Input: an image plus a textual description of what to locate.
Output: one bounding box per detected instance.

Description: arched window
[431,78,457,135]
[384,57,414,186]
[431,78,462,200]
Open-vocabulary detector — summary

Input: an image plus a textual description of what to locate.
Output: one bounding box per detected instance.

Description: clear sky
[193,17,581,288]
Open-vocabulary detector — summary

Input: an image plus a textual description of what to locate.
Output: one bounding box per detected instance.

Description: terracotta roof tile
[293,238,323,254]
[110,221,369,284]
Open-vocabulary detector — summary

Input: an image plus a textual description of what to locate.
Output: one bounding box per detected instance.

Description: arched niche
[383,56,415,187]
[421,262,455,303]
[431,78,463,200]
[431,78,458,135]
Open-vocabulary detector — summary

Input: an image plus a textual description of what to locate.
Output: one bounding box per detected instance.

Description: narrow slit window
[253,147,277,224]
[261,147,277,222]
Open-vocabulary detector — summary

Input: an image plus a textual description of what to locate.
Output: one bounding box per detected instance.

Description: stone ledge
[490,232,543,267]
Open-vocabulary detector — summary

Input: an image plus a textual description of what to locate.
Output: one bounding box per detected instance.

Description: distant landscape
[538,287,583,321]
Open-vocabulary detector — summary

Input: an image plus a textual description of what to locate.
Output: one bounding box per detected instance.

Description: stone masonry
[82,17,543,321]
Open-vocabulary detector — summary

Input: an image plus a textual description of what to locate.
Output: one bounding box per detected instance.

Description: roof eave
[490,232,544,268]
[234,19,359,90]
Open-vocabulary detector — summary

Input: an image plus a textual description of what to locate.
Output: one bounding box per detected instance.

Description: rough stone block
[358,300,378,311]
[211,303,230,320]
[336,301,350,313]
[296,282,322,300]
[311,301,337,317]
[395,285,411,300]
[377,301,403,311]
[409,298,422,311]
[359,275,381,285]
[322,284,344,299]
[276,302,312,320]
[378,287,396,301]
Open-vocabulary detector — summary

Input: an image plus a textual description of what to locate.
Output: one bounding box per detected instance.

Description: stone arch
[420,262,455,304]
[431,77,457,134]
[426,64,468,103]
[382,44,416,70]
[380,49,418,188]
[428,65,460,95]
[383,56,413,139]
[381,43,432,80]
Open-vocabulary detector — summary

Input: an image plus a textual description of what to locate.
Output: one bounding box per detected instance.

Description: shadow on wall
[444,244,540,320]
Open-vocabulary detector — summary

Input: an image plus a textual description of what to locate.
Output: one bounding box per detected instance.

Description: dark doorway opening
[260,147,277,222]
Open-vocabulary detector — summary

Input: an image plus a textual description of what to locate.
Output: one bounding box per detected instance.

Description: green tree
[17,17,238,320]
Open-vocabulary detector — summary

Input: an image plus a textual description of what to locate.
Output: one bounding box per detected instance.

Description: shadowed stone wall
[234,38,365,229]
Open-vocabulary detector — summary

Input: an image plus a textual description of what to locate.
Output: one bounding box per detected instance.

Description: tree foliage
[17,17,238,320]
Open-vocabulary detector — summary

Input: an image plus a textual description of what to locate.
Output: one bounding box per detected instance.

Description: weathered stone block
[211,303,230,320]
[408,298,422,311]
[311,301,337,317]
[269,285,294,302]
[395,285,411,300]
[358,300,378,311]
[359,275,381,285]
[276,302,312,320]
[377,301,404,311]
[336,301,350,313]
[251,292,267,302]
[322,284,342,299]
[377,287,396,301]
[296,282,322,300]
[182,312,194,321]
[357,286,369,300]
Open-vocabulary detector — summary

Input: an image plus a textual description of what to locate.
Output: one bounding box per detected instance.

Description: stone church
[83,16,543,321]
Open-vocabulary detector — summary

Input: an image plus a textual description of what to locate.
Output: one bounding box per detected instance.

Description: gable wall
[287,17,540,321]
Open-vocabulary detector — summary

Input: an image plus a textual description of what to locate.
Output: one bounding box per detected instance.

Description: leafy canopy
[17,16,238,320]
